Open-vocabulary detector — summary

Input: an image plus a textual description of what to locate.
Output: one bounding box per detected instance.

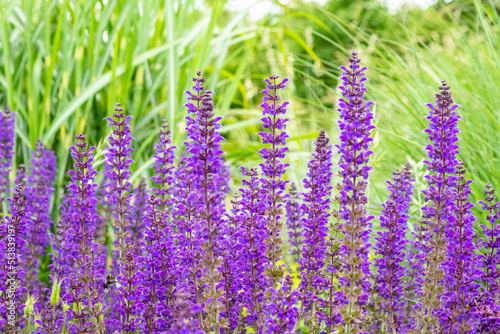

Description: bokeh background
[0,0,498,223]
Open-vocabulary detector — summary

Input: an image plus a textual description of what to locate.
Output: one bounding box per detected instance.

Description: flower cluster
[336,51,375,333]
[5,52,500,334]
[373,166,414,332]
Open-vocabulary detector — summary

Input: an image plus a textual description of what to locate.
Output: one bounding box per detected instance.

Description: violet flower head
[478,183,500,297]
[285,183,303,260]
[297,130,333,323]
[64,133,105,333]
[476,182,500,332]
[103,104,134,256]
[24,140,56,308]
[184,71,227,330]
[336,51,375,332]
[258,74,290,287]
[416,81,461,331]
[374,166,414,333]
[0,105,15,201]
[151,120,176,216]
[237,167,269,330]
[263,274,299,333]
[439,162,481,332]
[0,182,29,332]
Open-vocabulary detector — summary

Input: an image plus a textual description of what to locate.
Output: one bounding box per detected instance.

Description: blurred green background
[1,0,499,222]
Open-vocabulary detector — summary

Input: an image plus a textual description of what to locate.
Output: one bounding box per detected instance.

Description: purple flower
[476,183,500,331]
[438,162,481,332]
[103,106,143,332]
[23,141,56,309]
[297,130,333,323]
[151,120,176,217]
[416,81,461,332]
[258,74,290,287]
[63,133,105,333]
[236,167,269,330]
[183,71,227,331]
[0,105,15,201]
[285,183,303,261]
[0,181,29,331]
[263,274,299,333]
[373,165,414,332]
[336,51,375,332]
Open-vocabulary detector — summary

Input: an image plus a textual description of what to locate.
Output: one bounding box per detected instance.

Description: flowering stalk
[373,166,414,333]
[151,120,176,219]
[263,274,299,332]
[237,167,269,330]
[297,130,333,324]
[219,198,243,332]
[285,183,303,261]
[173,154,204,328]
[416,81,460,332]
[0,182,29,332]
[336,51,375,333]
[103,106,140,333]
[0,105,15,202]
[439,162,480,333]
[24,141,56,306]
[479,183,500,299]
[64,134,105,333]
[128,178,148,247]
[258,75,290,288]
[184,72,227,331]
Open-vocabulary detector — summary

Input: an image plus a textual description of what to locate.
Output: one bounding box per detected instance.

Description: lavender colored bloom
[416,81,461,331]
[263,274,298,333]
[172,154,204,320]
[236,167,269,330]
[128,178,148,248]
[0,105,15,201]
[476,183,500,332]
[103,106,143,332]
[336,51,375,333]
[297,130,333,324]
[219,198,243,331]
[183,71,227,331]
[438,162,481,332]
[258,74,290,287]
[63,133,105,333]
[167,284,205,334]
[35,301,62,334]
[0,182,29,331]
[151,120,176,217]
[24,141,56,308]
[285,183,303,260]
[373,166,414,333]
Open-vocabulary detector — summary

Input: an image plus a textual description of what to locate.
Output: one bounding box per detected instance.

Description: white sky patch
[226,0,453,21]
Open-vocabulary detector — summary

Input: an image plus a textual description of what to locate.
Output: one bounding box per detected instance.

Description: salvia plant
[1,51,500,334]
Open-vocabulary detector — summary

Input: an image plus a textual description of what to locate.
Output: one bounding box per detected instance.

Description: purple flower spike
[263,274,299,333]
[237,167,269,330]
[336,51,375,333]
[476,183,500,331]
[0,182,29,332]
[285,183,303,261]
[416,81,461,332]
[439,162,481,332]
[24,140,56,309]
[258,74,290,288]
[151,120,176,217]
[374,165,414,333]
[0,105,15,202]
[104,105,142,332]
[297,130,333,324]
[183,71,228,331]
[63,134,105,333]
